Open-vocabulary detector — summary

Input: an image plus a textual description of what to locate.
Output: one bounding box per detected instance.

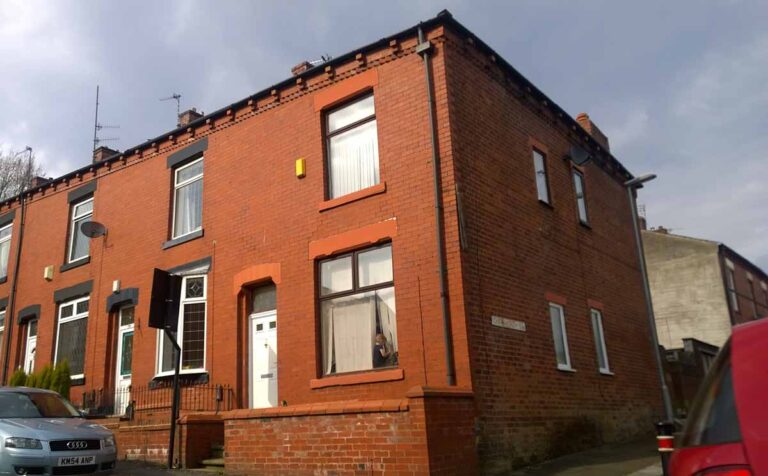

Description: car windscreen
[0,392,80,418]
[680,341,741,446]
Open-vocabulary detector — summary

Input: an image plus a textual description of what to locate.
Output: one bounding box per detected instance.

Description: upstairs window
[762,282,768,306]
[68,198,93,263]
[572,170,589,225]
[55,296,89,379]
[0,224,12,279]
[0,309,5,360]
[172,158,203,239]
[325,94,380,199]
[532,149,550,204]
[725,261,738,312]
[747,275,758,318]
[319,243,397,375]
[157,275,207,375]
[549,303,572,371]
[590,309,611,374]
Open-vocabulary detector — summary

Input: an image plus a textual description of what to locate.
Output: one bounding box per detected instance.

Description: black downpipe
[417,26,456,386]
[2,192,27,385]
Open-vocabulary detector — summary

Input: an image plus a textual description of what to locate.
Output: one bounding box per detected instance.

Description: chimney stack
[93,146,120,163]
[576,113,610,152]
[178,108,203,128]
[291,61,313,76]
[30,176,51,188]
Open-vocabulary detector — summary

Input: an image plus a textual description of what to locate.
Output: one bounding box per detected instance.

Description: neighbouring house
[0,10,661,475]
[643,227,768,349]
[643,227,768,416]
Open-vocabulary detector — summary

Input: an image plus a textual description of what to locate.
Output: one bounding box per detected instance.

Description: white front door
[114,307,134,415]
[249,310,277,408]
[23,320,37,374]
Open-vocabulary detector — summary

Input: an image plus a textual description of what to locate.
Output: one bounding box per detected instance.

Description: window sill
[318,182,386,212]
[60,257,90,273]
[310,368,403,389]
[538,199,554,210]
[599,369,615,376]
[557,365,577,373]
[0,276,7,285]
[578,220,592,230]
[163,229,204,250]
[71,377,85,387]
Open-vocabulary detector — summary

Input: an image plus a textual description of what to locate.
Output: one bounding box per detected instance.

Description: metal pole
[626,185,674,420]
[165,329,182,470]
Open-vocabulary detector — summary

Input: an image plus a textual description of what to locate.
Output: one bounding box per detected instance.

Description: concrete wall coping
[222,398,409,420]
[405,386,474,399]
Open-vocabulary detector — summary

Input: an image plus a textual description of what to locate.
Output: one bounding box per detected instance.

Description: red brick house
[0,11,660,474]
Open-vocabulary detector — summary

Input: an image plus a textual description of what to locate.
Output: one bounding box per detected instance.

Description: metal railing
[80,383,234,418]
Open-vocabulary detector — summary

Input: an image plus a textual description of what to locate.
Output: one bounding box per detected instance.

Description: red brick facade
[0,12,660,474]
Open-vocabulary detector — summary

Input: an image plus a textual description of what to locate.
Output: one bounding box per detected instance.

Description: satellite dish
[569,146,593,166]
[81,221,107,238]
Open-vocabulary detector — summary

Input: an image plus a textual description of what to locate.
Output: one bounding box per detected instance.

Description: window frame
[0,223,12,279]
[171,157,204,240]
[54,295,89,380]
[725,261,739,312]
[590,309,612,374]
[762,281,768,306]
[532,148,551,205]
[155,274,208,377]
[317,242,396,376]
[324,92,379,200]
[747,274,758,318]
[572,169,589,225]
[549,302,573,371]
[67,197,94,264]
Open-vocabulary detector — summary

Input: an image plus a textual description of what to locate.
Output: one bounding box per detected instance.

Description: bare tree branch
[0,148,47,201]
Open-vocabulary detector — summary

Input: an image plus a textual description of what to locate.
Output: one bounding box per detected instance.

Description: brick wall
[222,386,476,476]
[442,29,661,473]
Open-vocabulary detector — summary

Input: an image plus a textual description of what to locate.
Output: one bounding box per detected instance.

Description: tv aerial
[92,85,120,150]
[160,93,182,127]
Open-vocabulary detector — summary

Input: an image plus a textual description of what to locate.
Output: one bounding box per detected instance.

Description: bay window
[55,297,89,379]
[157,275,207,375]
[319,243,397,375]
[325,94,380,199]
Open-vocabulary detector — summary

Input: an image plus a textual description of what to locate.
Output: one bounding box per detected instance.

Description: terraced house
[0,11,661,475]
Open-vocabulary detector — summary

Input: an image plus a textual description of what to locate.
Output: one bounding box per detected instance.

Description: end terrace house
[0,11,661,475]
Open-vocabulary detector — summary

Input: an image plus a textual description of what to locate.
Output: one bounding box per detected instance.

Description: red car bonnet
[731,319,768,474]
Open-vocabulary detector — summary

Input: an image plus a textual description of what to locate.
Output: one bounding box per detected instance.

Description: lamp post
[625,174,675,475]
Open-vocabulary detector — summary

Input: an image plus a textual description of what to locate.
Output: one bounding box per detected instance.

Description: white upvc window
[572,170,589,225]
[762,282,768,306]
[0,309,5,357]
[747,273,758,318]
[172,158,204,240]
[325,94,380,199]
[55,296,89,380]
[590,309,611,374]
[156,275,207,376]
[67,198,93,263]
[725,260,738,312]
[549,303,572,371]
[0,224,12,279]
[533,149,550,204]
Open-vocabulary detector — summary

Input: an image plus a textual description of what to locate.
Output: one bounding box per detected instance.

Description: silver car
[0,387,116,475]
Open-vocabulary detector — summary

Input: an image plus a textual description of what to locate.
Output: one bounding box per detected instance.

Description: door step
[201,458,225,470]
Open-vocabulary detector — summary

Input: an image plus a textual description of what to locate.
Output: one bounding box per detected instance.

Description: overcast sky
[1,1,766,269]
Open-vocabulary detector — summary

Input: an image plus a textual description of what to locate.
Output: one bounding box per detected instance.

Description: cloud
[605,108,650,151]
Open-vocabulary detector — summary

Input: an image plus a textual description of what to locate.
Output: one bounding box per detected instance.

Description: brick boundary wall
[222,386,477,475]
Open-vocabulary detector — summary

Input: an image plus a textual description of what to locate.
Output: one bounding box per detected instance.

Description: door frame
[114,307,135,415]
[23,320,37,374]
[248,309,277,409]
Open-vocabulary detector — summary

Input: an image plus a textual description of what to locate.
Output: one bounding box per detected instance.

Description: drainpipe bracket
[415,41,432,55]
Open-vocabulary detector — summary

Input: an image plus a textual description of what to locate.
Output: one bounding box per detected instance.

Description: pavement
[110,438,661,475]
[509,438,662,476]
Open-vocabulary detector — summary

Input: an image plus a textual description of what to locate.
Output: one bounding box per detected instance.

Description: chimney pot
[576,112,610,152]
[178,108,203,128]
[93,146,120,164]
[291,61,313,76]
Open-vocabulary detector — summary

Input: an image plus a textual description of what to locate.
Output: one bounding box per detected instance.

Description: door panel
[115,307,134,415]
[249,311,277,408]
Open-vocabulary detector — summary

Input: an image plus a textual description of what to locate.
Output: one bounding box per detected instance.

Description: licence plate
[58,455,96,466]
